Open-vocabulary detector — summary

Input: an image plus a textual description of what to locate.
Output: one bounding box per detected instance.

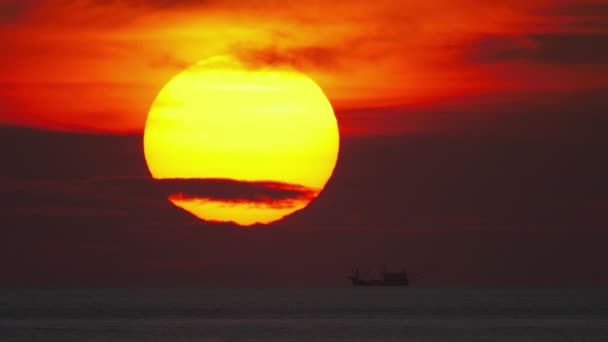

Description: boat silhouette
[347,266,409,286]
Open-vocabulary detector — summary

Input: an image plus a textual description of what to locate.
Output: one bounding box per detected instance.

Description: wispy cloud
[231,44,344,71]
[465,33,608,64]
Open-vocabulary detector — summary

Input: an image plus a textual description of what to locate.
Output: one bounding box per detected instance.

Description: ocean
[1,288,607,341]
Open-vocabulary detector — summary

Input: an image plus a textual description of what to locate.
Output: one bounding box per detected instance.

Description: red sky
[1,1,607,286]
[1,0,607,134]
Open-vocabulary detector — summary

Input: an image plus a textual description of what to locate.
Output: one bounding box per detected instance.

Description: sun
[143,56,340,226]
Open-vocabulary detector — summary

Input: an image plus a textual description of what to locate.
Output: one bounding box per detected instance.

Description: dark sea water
[1,288,607,341]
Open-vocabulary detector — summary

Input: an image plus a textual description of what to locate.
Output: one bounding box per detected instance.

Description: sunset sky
[3,0,607,133]
[1,0,607,286]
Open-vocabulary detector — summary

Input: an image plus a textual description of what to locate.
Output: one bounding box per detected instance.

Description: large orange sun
[143,56,340,226]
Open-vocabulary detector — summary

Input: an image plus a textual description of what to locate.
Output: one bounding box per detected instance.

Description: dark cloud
[115,0,212,8]
[88,177,317,205]
[530,33,608,64]
[0,0,35,24]
[539,2,608,18]
[466,33,608,65]
[1,177,317,221]
[338,89,608,141]
[0,0,297,28]
[464,34,537,64]
[9,206,129,218]
[148,42,346,74]
[569,18,608,30]
[0,0,211,27]
[233,45,342,71]
[0,125,148,179]
[534,2,608,29]
[164,180,316,207]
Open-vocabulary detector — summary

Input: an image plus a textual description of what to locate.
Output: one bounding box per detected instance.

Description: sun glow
[144,56,340,226]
